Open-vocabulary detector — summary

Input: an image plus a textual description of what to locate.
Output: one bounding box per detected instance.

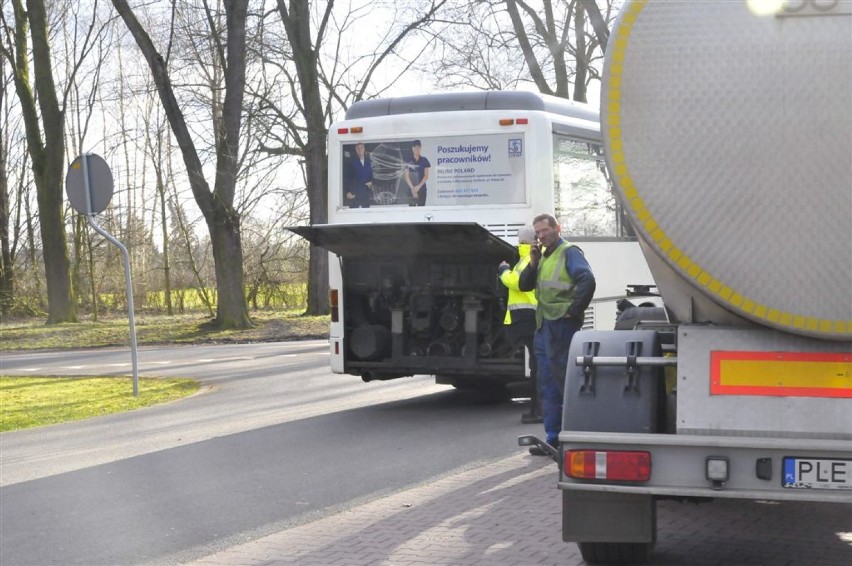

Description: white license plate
[783,457,851,490]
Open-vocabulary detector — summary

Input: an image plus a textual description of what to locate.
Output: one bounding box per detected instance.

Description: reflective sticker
[711,351,852,398]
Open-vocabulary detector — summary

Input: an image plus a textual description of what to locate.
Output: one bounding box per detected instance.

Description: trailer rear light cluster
[329,289,339,323]
[566,450,651,482]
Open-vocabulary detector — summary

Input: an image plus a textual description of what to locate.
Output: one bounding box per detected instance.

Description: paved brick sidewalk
[188,454,570,566]
[187,453,852,566]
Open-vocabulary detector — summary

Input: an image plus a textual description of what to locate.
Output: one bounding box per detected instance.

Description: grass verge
[0,376,200,432]
[0,310,328,432]
[0,310,329,351]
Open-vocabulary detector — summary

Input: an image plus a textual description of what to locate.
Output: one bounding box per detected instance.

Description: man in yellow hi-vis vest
[519,213,596,456]
[498,226,541,424]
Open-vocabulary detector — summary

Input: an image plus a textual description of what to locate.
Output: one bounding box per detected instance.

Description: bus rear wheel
[447,378,513,402]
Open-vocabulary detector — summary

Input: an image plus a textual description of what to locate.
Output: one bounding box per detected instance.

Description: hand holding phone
[530,241,542,263]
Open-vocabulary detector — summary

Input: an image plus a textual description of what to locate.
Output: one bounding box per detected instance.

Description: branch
[581,0,609,53]
[111,0,214,218]
[355,0,447,101]
[504,0,552,95]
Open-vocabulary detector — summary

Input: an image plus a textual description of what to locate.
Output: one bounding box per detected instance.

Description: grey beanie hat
[517,225,536,244]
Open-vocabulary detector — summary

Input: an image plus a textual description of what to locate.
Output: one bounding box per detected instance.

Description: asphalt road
[0,341,537,565]
[3,342,850,566]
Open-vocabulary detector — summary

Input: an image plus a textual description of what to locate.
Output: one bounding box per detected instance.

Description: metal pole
[82,154,139,396]
[574,356,677,367]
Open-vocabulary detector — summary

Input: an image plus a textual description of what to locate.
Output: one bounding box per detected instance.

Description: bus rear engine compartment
[287,222,525,388]
[343,257,520,384]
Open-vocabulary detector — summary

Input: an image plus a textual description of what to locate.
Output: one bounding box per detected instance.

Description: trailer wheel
[578,541,653,565]
[614,306,667,330]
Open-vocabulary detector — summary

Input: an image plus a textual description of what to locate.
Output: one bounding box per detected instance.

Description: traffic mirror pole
[77,154,139,397]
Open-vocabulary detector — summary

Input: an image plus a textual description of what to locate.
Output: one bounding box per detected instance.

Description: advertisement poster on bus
[341,133,526,208]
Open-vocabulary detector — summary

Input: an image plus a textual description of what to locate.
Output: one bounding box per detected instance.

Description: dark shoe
[528,444,549,456]
[521,411,543,424]
[528,439,558,456]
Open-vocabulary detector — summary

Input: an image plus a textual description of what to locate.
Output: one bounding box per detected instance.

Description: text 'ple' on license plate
[783,457,852,490]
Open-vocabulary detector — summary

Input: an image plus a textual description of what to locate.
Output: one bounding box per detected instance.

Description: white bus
[292,91,657,394]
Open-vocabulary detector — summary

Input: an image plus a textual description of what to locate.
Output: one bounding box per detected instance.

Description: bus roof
[345,90,598,123]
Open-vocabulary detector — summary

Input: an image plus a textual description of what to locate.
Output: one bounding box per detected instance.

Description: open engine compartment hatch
[287,222,518,263]
[288,221,526,386]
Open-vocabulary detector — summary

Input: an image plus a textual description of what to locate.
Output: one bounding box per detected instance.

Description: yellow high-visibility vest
[500,244,537,325]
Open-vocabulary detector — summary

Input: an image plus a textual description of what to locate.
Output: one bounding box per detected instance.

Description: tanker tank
[601,0,852,341]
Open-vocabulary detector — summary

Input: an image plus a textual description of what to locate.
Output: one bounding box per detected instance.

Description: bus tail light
[329,289,339,323]
[566,450,651,482]
[499,118,528,126]
[499,118,514,126]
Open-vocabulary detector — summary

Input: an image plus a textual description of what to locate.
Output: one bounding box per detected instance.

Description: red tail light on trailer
[566,450,651,482]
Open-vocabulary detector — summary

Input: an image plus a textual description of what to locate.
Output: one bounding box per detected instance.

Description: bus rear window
[553,135,631,238]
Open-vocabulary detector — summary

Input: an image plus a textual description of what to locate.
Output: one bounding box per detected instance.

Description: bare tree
[63,4,113,321]
[111,0,252,328]
[0,55,15,316]
[257,0,446,315]
[141,99,175,315]
[432,0,619,103]
[1,0,83,322]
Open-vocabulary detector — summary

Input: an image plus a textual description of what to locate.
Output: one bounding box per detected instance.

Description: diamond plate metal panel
[603,1,852,339]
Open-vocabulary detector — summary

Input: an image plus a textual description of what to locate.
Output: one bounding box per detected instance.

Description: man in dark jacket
[346,142,373,208]
[519,213,596,455]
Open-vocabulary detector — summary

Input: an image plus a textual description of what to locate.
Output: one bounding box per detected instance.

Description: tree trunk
[159,179,173,315]
[277,0,329,315]
[305,156,329,315]
[15,0,76,323]
[0,87,13,316]
[207,205,250,328]
[573,2,589,103]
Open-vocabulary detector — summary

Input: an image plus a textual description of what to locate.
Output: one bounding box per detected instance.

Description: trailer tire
[578,541,653,565]
[614,306,667,330]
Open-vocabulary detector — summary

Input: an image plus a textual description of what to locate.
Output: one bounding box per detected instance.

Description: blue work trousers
[534,317,583,444]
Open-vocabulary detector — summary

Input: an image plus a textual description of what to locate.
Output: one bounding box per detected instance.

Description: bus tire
[448,378,512,402]
[578,541,653,565]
